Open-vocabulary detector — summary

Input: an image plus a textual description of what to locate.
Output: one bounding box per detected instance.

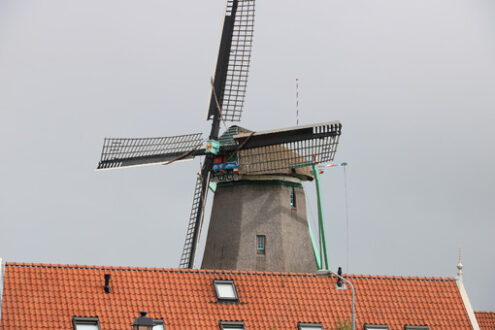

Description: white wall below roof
[0,258,4,324]
[457,279,480,330]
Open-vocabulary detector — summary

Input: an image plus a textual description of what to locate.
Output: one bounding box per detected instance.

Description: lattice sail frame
[97,133,203,169]
[218,0,255,122]
[234,122,341,175]
[179,173,210,269]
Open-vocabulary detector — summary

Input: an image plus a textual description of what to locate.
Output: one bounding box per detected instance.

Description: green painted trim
[217,180,302,188]
[312,164,330,270]
[307,221,322,270]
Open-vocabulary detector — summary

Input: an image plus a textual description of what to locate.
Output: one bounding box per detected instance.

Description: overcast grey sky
[1,0,494,310]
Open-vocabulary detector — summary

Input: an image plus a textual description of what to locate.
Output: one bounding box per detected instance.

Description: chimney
[336,267,343,288]
[104,274,111,294]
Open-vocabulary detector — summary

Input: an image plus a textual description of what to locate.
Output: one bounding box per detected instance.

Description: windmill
[96,0,342,271]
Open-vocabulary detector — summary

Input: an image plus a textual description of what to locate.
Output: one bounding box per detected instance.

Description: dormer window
[298,322,323,330]
[72,317,100,330]
[213,280,238,301]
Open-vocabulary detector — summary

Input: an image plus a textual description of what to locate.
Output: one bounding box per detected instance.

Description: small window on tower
[256,235,265,254]
[290,186,297,208]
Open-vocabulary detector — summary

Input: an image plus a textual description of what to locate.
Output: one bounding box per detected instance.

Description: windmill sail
[178,0,257,269]
[179,171,210,269]
[207,0,255,122]
[233,121,342,175]
[97,133,204,170]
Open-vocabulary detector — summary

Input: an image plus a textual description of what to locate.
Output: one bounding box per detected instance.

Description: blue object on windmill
[212,162,238,171]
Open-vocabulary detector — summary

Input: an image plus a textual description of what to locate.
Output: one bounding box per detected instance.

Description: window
[256,235,265,254]
[213,280,238,301]
[219,321,245,329]
[290,186,297,208]
[298,322,324,330]
[404,327,428,330]
[364,325,389,330]
[72,317,100,330]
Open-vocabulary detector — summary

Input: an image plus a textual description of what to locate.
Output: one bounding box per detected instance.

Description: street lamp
[317,269,355,330]
[132,311,154,330]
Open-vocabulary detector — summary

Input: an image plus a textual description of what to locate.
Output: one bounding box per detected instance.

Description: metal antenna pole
[296,78,300,126]
[343,164,350,272]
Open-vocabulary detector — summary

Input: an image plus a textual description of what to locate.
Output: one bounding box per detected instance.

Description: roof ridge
[5,262,455,281]
[5,262,317,278]
[345,273,455,282]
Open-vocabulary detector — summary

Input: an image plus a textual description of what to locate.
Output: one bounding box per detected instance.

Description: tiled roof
[476,311,495,329]
[0,262,472,329]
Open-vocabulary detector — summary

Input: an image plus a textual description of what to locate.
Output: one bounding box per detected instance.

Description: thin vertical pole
[343,165,350,272]
[296,78,300,126]
[312,163,329,270]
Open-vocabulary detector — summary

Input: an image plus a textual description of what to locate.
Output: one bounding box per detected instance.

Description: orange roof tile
[476,311,495,329]
[0,263,473,329]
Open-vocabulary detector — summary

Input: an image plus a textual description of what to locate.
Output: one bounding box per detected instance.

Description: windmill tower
[96,0,342,273]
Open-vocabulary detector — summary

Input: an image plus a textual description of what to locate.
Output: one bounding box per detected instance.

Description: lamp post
[132,311,154,330]
[317,269,355,330]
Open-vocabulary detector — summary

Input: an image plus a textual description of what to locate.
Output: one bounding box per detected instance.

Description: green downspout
[312,163,329,270]
[307,221,322,269]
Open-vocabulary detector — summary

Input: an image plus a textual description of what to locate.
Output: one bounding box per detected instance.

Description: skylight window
[364,325,389,330]
[72,317,100,330]
[213,280,238,301]
[219,321,245,329]
[404,327,428,330]
[298,322,324,330]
